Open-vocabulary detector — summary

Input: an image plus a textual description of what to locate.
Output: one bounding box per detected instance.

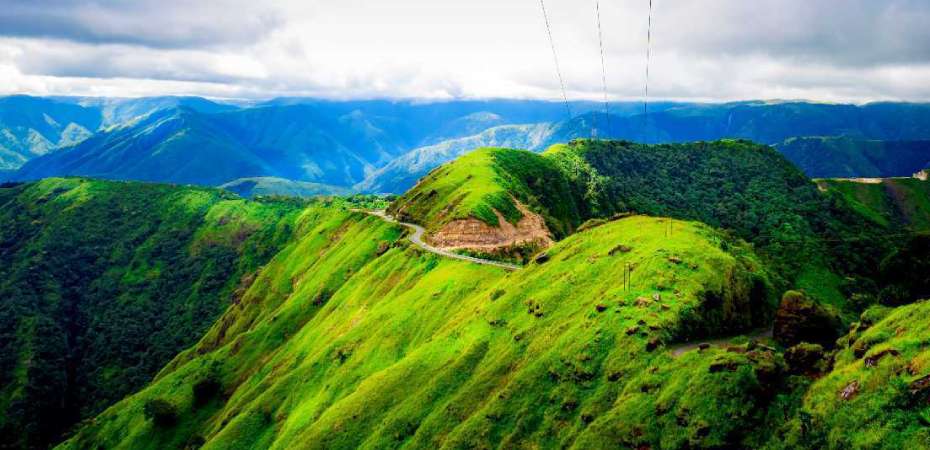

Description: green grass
[388,147,586,237]
[60,214,781,449]
[391,140,901,321]
[818,178,930,230]
[774,301,930,449]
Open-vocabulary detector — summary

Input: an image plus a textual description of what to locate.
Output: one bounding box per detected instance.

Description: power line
[539,0,572,121]
[642,0,653,145]
[595,0,610,137]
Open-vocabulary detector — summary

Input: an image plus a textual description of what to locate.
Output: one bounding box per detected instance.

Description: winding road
[669,326,774,357]
[361,210,522,271]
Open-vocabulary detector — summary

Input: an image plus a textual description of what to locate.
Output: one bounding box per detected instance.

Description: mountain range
[3,96,930,195]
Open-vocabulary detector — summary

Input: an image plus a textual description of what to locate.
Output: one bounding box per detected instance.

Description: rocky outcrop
[784,343,828,375]
[427,199,553,251]
[773,290,842,348]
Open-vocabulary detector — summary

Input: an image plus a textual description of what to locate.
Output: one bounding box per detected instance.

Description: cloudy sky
[0,0,928,103]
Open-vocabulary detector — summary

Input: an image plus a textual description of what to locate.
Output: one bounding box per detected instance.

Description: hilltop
[390,140,886,305]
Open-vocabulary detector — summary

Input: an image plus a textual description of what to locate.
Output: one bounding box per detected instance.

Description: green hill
[60,211,786,450]
[816,177,930,230]
[7,140,930,449]
[388,147,587,239]
[0,178,306,449]
[776,301,930,449]
[391,140,887,306]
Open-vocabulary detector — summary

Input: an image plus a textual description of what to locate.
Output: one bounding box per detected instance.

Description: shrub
[192,377,222,408]
[143,398,178,427]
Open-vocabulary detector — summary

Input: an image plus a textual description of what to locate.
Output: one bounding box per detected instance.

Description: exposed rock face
[773,290,842,348]
[427,199,553,251]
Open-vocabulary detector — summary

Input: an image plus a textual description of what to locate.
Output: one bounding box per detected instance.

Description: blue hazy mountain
[0,95,238,170]
[0,96,101,170]
[9,99,614,187]
[775,136,930,178]
[8,97,930,192]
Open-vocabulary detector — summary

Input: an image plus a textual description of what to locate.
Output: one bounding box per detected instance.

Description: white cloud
[0,0,927,102]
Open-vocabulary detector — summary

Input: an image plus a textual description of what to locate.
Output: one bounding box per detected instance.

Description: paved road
[361,210,522,271]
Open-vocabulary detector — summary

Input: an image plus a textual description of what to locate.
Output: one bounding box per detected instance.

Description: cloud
[0,0,928,102]
[0,0,283,48]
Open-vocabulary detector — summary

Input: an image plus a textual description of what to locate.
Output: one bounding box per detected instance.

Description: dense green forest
[0,178,307,449]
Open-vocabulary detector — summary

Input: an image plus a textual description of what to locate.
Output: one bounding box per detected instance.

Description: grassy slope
[393,140,885,310]
[388,147,586,238]
[0,178,306,449]
[775,301,930,449]
[818,178,930,231]
[61,214,782,450]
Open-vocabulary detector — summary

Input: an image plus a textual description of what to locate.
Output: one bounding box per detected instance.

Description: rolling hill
[60,210,783,449]
[816,176,930,230]
[2,138,930,449]
[391,140,884,297]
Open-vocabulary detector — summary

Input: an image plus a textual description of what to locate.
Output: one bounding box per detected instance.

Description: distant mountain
[775,136,930,178]
[355,123,558,193]
[359,102,930,193]
[554,102,930,144]
[0,95,239,170]
[8,100,605,187]
[8,97,930,191]
[0,96,101,169]
[13,108,269,186]
[220,177,349,198]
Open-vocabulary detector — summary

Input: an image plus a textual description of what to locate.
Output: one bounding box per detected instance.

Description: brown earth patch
[427,199,553,251]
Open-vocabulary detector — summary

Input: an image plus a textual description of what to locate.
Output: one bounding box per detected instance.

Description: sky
[0,0,928,103]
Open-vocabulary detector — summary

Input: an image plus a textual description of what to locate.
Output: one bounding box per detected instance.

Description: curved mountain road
[360,210,522,271]
[669,326,774,357]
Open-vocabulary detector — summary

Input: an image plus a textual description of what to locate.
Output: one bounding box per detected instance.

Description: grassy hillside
[774,301,930,448]
[392,140,888,308]
[817,177,930,230]
[0,178,306,449]
[60,213,787,449]
[389,147,588,238]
